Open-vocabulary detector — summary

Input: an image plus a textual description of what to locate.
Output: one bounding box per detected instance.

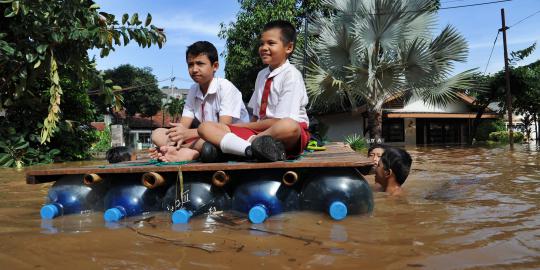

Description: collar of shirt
[265,60,291,79]
[195,77,218,101]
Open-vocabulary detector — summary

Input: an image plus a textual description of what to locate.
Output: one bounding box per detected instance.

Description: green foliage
[475,119,506,142]
[344,133,367,152]
[165,97,185,122]
[488,131,524,144]
[1,0,166,144]
[302,0,473,141]
[91,127,112,153]
[102,65,164,117]
[219,0,324,101]
[0,127,60,168]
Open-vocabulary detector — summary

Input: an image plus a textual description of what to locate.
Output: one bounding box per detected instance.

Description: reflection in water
[0,144,539,269]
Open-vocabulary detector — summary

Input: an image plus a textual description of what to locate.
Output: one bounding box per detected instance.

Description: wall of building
[316,112,365,142]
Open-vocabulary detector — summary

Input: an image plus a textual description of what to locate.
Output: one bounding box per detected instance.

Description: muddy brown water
[0,145,539,269]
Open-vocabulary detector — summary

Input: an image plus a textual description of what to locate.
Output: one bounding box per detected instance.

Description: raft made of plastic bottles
[27,143,375,224]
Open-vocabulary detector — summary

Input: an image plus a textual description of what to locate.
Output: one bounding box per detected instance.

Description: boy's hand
[166,123,187,144]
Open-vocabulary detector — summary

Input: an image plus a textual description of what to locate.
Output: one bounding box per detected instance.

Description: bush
[344,133,368,152]
[488,131,524,144]
[476,119,506,142]
[91,127,112,153]
[0,127,60,168]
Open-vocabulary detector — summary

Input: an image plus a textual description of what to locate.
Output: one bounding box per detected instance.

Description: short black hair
[106,146,132,163]
[186,41,218,64]
[380,148,412,186]
[368,144,390,155]
[263,20,297,45]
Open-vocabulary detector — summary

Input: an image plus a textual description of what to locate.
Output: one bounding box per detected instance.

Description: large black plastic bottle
[300,168,373,220]
[103,177,165,222]
[232,172,299,224]
[162,181,231,224]
[40,174,107,219]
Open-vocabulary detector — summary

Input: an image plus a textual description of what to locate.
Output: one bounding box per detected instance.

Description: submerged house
[317,93,500,145]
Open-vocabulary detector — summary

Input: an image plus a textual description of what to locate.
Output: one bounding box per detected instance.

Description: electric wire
[483,31,500,74]
[508,9,540,28]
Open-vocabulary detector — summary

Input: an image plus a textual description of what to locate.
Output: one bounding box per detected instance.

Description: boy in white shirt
[197,20,310,162]
[151,41,249,162]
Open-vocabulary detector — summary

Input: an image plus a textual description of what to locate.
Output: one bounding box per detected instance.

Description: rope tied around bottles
[174,165,185,212]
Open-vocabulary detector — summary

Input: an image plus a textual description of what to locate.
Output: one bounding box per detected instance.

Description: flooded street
[0,145,539,269]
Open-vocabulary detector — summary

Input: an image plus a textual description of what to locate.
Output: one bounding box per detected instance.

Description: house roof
[91,122,106,131]
[386,113,498,119]
[354,92,496,117]
[111,110,178,129]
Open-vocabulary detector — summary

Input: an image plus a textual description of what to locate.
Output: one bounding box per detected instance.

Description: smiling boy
[197,20,310,162]
[150,41,249,162]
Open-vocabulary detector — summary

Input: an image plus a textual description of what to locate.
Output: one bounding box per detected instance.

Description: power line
[88,76,175,95]
[483,31,500,74]
[508,9,540,28]
[441,0,475,3]
[340,0,512,16]
[440,0,511,10]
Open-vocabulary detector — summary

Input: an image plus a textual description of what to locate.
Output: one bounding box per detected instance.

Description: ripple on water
[0,144,539,269]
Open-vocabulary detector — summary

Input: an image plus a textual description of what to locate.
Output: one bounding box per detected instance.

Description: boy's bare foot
[158,147,199,162]
[148,147,163,159]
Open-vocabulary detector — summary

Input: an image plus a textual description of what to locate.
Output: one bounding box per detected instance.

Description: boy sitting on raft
[373,147,412,196]
[196,20,310,162]
[150,41,249,162]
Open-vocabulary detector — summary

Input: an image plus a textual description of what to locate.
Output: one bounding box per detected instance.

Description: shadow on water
[0,144,539,269]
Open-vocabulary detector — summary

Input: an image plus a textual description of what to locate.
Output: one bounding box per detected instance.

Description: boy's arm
[168,118,198,143]
[232,118,279,131]
[218,115,233,125]
[167,87,198,142]
[273,71,306,120]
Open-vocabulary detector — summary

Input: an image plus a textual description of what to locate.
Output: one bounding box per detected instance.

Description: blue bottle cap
[40,204,60,220]
[329,201,348,221]
[172,209,193,224]
[249,205,268,224]
[104,207,125,222]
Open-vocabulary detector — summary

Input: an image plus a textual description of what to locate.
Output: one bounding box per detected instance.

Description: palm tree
[300,0,475,141]
[164,97,185,123]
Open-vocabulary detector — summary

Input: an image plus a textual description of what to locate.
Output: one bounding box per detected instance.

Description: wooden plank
[26,143,373,184]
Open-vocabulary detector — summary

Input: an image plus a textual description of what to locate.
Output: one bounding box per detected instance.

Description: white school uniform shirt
[248,60,309,124]
[182,77,249,123]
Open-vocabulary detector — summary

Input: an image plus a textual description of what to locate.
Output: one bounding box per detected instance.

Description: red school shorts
[227,122,310,158]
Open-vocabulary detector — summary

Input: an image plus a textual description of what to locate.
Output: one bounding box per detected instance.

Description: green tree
[469,44,539,143]
[219,0,324,100]
[0,1,165,167]
[0,0,165,144]
[103,65,164,118]
[303,0,473,141]
[164,97,185,123]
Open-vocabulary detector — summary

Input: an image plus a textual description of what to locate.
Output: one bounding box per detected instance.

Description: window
[383,118,404,142]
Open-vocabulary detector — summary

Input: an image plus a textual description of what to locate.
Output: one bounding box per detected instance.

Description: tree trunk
[469,90,499,144]
[367,108,383,144]
[533,113,540,141]
[469,106,486,145]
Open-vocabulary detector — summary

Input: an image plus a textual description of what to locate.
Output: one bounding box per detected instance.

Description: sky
[91,0,540,89]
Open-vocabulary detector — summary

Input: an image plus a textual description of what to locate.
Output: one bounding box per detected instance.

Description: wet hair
[380,148,412,186]
[186,41,218,64]
[106,146,132,163]
[263,20,297,46]
[367,144,390,155]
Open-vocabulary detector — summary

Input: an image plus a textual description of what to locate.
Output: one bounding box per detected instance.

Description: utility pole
[500,8,514,149]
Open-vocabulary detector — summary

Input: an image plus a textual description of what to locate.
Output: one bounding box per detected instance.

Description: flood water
[0,144,539,269]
